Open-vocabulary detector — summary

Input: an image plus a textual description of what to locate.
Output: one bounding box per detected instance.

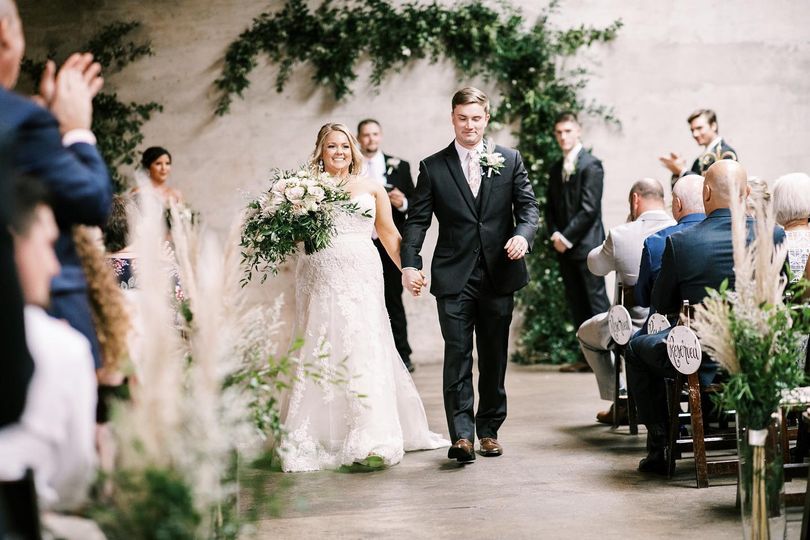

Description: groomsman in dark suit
[0,0,111,370]
[402,87,539,462]
[358,119,416,372]
[659,109,738,187]
[545,111,610,368]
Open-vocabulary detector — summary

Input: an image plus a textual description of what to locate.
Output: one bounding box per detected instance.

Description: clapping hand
[43,53,104,133]
[659,152,685,176]
[505,235,529,260]
[402,268,428,297]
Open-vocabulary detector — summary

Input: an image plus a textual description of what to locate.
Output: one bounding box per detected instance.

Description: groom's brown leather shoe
[448,439,475,462]
[479,438,503,457]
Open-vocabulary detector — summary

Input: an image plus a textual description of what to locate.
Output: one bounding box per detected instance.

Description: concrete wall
[18,0,810,361]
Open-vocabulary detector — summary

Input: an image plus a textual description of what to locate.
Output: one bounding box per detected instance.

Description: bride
[278,123,448,472]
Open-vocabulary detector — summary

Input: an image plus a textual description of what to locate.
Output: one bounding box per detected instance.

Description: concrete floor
[254,361,805,539]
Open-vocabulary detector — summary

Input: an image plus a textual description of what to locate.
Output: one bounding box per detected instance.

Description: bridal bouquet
[240,168,362,282]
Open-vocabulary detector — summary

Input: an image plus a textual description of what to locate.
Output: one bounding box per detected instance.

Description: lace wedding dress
[279,192,448,472]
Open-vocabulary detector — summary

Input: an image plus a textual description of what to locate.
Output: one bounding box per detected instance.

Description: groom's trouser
[436,262,513,443]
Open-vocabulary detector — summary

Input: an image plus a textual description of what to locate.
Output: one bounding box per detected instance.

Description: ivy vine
[22,21,162,192]
[216,0,622,364]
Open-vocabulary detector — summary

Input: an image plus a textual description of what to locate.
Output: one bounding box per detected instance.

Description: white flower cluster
[261,169,336,216]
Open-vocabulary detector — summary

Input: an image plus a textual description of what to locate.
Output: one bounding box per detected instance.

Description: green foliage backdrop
[215,0,621,364]
[22,21,162,192]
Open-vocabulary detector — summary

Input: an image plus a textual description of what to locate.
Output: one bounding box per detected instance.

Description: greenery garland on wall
[22,21,162,192]
[216,0,621,364]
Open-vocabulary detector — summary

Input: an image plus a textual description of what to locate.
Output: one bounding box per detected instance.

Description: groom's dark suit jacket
[402,141,539,297]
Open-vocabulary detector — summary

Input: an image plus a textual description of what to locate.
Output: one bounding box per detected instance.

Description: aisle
[254,361,803,539]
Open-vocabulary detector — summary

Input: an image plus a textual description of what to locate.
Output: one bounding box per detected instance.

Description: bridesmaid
[133,146,183,205]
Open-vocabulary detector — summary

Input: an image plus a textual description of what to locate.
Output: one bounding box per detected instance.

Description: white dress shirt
[0,306,98,510]
[364,151,408,213]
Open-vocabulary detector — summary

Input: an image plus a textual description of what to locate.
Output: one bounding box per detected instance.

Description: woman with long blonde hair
[277,123,447,472]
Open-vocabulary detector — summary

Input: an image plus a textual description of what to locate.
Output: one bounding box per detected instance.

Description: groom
[401,87,539,463]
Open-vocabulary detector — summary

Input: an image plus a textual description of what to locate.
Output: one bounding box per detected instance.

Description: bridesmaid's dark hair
[141,146,172,169]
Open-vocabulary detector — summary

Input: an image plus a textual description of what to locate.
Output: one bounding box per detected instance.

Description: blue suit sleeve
[14,106,111,226]
[635,242,653,308]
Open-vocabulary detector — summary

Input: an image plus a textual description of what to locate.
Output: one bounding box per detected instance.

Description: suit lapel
[477,145,498,216]
[443,142,478,217]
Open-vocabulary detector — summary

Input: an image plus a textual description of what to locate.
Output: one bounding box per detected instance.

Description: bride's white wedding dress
[279,192,448,472]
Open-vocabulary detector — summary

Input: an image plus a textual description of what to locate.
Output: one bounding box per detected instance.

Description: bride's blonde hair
[310,122,364,175]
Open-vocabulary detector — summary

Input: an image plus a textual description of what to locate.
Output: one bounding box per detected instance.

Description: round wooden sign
[608,305,633,345]
[666,326,702,375]
[647,313,671,335]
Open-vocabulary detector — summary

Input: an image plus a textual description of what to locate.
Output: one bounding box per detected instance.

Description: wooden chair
[0,468,41,539]
[610,283,638,434]
[665,301,737,488]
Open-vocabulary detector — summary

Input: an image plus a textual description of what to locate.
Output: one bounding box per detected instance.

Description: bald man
[0,0,111,370]
[577,178,674,424]
[626,161,783,474]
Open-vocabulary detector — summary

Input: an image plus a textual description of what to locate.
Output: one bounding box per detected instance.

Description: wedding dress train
[279,192,448,472]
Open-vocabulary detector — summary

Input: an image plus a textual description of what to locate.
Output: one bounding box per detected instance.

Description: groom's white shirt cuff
[62,129,97,147]
[398,198,409,212]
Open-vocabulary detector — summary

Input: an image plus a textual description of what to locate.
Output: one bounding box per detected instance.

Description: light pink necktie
[467,150,481,197]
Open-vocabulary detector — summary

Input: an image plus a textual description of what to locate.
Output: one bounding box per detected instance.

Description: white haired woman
[773,172,810,279]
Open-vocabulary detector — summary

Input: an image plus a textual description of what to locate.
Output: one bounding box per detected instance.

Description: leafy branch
[216,0,622,364]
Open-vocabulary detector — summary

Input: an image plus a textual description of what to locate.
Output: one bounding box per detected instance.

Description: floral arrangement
[693,188,810,539]
[480,140,506,178]
[240,168,366,283]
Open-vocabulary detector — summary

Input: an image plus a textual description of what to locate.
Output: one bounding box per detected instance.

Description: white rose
[263,193,283,215]
[285,185,306,204]
[292,203,308,216]
[301,179,317,189]
[308,186,326,202]
[296,170,309,178]
[272,179,288,193]
[304,197,319,212]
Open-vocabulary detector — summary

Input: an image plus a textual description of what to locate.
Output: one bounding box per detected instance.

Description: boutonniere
[479,140,505,178]
[562,159,576,179]
[385,157,401,176]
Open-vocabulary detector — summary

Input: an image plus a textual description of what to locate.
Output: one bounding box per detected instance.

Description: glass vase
[736,412,786,540]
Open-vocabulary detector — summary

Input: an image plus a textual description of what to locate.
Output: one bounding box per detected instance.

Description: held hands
[659,152,686,176]
[505,235,529,260]
[388,187,405,209]
[41,53,104,134]
[402,268,428,297]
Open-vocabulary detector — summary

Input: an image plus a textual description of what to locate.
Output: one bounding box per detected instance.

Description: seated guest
[626,160,782,475]
[772,172,810,279]
[577,178,674,423]
[635,175,706,321]
[0,179,97,510]
[104,194,137,289]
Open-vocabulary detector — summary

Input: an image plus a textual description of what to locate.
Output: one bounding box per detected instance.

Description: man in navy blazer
[1,0,111,368]
[626,161,782,474]
[634,174,705,334]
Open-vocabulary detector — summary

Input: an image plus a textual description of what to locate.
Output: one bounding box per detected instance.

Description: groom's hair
[452,87,489,114]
